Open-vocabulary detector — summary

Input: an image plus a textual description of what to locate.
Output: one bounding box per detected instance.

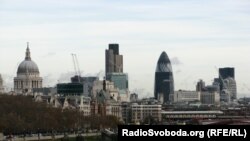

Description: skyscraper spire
[25,42,31,60]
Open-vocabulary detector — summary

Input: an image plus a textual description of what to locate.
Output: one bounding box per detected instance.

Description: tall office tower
[196,79,206,92]
[219,67,235,79]
[219,67,237,101]
[154,51,174,103]
[105,44,123,77]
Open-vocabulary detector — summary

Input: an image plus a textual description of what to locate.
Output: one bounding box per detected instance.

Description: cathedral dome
[17,43,40,74]
[17,60,39,74]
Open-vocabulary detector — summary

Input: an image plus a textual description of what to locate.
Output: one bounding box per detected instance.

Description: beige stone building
[14,43,43,95]
[131,104,162,124]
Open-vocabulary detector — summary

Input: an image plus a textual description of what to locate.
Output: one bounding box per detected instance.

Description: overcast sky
[0,0,250,97]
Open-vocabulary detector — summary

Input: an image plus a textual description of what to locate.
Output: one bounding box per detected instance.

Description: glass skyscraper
[154,51,174,103]
[106,73,128,90]
[219,67,235,79]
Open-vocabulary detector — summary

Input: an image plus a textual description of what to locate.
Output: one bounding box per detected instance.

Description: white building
[223,77,237,101]
[14,43,42,95]
[220,89,231,103]
[118,89,130,102]
[62,96,91,116]
[34,95,91,116]
[131,104,162,124]
[92,80,119,100]
[106,102,122,119]
[173,90,200,103]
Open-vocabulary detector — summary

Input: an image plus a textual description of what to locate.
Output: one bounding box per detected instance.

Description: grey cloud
[58,71,75,83]
[175,69,182,74]
[171,57,183,65]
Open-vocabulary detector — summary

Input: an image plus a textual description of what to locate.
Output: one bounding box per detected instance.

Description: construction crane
[71,53,81,83]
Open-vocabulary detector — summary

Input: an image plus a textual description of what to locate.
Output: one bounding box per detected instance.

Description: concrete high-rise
[154,51,174,103]
[105,44,123,77]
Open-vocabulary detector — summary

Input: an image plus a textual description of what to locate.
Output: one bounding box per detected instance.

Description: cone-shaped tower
[154,51,174,103]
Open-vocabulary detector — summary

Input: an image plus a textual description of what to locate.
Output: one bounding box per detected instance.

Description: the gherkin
[154,51,174,103]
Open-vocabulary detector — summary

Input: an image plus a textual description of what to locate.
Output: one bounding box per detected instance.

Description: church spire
[25,42,31,60]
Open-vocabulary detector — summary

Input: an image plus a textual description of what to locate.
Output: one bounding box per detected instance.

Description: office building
[105,44,123,76]
[223,77,237,100]
[200,90,220,106]
[219,67,237,101]
[219,67,235,79]
[154,51,174,103]
[131,103,162,124]
[196,79,205,92]
[173,90,200,103]
[106,73,128,90]
[71,76,99,96]
[57,83,83,96]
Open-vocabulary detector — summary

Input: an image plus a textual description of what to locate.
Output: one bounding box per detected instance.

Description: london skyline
[0,0,250,97]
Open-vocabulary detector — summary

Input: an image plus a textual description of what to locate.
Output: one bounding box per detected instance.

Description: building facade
[223,77,237,101]
[91,90,122,119]
[105,44,123,76]
[14,43,43,94]
[173,90,200,103]
[131,104,162,124]
[218,67,237,101]
[106,102,122,119]
[35,95,91,116]
[200,91,220,105]
[92,80,119,101]
[57,83,84,96]
[121,102,131,124]
[71,76,99,96]
[106,73,128,90]
[154,51,174,103]
[219,67,235,79]
[196,79,205,92]
[130,93,139,102]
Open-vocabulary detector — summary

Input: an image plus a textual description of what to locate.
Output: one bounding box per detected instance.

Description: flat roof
[162,111,223,114]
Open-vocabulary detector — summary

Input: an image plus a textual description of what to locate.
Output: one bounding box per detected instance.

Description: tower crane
[71,53,81,83]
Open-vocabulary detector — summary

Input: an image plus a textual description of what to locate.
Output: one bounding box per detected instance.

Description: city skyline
[0,0,250,97]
